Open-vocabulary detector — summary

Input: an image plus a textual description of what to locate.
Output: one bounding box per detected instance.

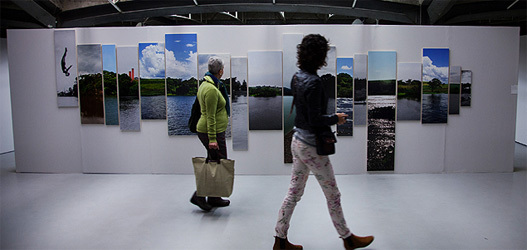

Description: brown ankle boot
[343,234,374,249]
[273,236,303,249]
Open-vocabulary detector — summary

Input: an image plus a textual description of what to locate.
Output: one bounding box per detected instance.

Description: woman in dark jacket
[273,34,374,250]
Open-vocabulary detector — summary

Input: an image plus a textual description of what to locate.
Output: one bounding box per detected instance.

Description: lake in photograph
[58,96,78,107]
[119,96,140,131]
[449,94,460,114]
[249,96,282,130]
[354,103,367,126]
[167,95,194,135]
[232,94,248,150]
[397,98,421,121]
[367,96,396,171]
[105,96,119,125]
[422,94,448,123]
[337,97,353,136]
[141,95,166,120]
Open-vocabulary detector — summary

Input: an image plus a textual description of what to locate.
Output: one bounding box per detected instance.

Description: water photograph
[422,48,449,124]
[397,62,422,121]
[354,54,367,126]
[461,70,472,107]
[54,30,78,107]
[231,57,249,151]
[336,57,354,136]
[117,46,140,131]
[165,34,198,135]
[449,66,461,115]
[248,51,283,130]
[102,44,118,125]
[139,42,166,120]
[367,51,396,171]
[78,44,104,125]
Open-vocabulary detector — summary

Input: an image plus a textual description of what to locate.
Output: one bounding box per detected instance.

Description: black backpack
[188,96,200,133]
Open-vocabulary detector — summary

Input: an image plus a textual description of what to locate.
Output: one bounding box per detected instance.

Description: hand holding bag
[192,156,235,197]
[315,128,337,156]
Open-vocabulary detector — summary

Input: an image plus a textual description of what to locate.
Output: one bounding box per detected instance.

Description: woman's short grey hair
[208,56,224,75]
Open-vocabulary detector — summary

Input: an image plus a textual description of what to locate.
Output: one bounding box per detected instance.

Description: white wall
[7,25,519,174]
[1,38,14,154]
[516,35,527,145]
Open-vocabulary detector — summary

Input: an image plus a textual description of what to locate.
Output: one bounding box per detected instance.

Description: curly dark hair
[297,34,330,74]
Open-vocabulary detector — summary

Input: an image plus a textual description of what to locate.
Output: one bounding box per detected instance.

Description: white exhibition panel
[7,25,519,174]
[1,39,14,154]
[516,36,526,145]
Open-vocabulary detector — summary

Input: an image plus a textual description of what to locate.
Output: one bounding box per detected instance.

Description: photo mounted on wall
[165,34,198,136]
[449,66,461,114]
[283,33,303,163]
[397,62,422,121]
[422,48,449,124]
[336,57,354,136]
[77,44,104,124]
[102,44,118,125]
[461,70,472,106]
[248,51,283,130]
[353,54,367,126]
[54,30,78,107]
[231,57,249,151]
[139,42,166,120]
[117,46,140,131]
[320,46,337,114]
[367,51,396,171]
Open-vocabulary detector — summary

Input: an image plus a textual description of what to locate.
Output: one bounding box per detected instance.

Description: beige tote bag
[192,157,235,197]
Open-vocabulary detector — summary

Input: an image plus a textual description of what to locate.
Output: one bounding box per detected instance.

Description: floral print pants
[275,136,352,239]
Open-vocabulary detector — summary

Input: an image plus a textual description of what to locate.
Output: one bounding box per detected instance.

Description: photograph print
[139,42,166,120]
[248,51,283,130]
[367,51,397,171]
[165,34,198,135]
[397,62,422,121]
[461,70,472,106]
[353,54,368,126]
[231,57,249,151]
[77,44,104,125]
[54,30,78,107]
[283,33,303,163]
[422,48,450,124]
[117,46,140,132]
[102,44,118,125]
[319,46,337,114]
[336,57,353,136]
[449,66,462,115]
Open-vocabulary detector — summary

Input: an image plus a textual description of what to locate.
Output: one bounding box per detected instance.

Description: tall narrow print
[165,34,198,135]
[117,46,140,131]
[367,51,396,171]
[139,43,166,120]
[354,54,367,126]
[320,46,337,114]
[397,62,422,121]
[449,66,461,114]
[54,30,78,107]
[283,34,303,163]
[102,44,118,125]
[336,57,353,136]
[231,57,249,151]
[77,44,104,124]
[422,48,449,124]
[461,70,472,106]
[248,51,283,130]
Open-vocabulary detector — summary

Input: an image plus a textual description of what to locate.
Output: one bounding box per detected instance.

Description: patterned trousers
[275,136,352,239]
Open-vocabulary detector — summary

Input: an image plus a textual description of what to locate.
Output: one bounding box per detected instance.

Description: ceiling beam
[444,9,526,24]
[12,0,56,28]
[427,0,456,24]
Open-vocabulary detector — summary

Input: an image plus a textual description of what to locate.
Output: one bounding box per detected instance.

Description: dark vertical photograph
[117,46,140,132]
[337,57,354,136]
[353,54,368,126]
[77,44,104,124]
[449,66,461,114]
[461,70,472,107]
[422,48,450,124]
[139,43,166,120]
[102,44,118,125]
[397,62,422,121]
[231,57,249,151]
[54,30,78,108]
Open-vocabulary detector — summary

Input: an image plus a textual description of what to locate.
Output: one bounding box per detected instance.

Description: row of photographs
[54,31,473,170]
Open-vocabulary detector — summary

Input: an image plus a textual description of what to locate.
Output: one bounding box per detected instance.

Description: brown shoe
[273,236,303,249]
[343,234,374,249]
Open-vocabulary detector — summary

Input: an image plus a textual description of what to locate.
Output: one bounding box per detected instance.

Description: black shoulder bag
[188,97,200,133]
[315,127,337,156]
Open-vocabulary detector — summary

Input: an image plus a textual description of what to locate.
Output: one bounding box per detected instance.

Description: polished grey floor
[1,143,526,250]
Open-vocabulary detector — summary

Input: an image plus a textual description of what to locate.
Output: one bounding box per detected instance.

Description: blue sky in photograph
[368,51,396,81]
[423,48,449,67]
[139,43,165,79]
[337,57,353,76]
[102,45,116,73]
[165,34,197,60]
[165,34,197,79]
[423,48,449,84]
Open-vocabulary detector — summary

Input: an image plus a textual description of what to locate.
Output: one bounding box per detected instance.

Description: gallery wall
[516,35,526,145]
[1,38,14,154]
[7,25,519,174]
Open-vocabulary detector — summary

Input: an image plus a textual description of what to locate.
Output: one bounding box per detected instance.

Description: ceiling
[1,0,526,38]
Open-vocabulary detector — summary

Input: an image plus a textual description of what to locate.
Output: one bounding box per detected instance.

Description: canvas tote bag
[192,157,235,197]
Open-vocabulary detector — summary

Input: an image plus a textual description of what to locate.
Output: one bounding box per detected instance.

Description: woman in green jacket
[190,56,231,211]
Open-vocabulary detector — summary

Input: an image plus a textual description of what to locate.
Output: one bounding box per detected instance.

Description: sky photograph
[423,48,449,84]
[117,46,138,76]
[165,34,197,80]
[337,57,353,76]
[248,51,282,87]
[368,51,396,81]
[77,44,102,76]
[398,62,421,81]
[139,43,165,79]
[102,45,116,73]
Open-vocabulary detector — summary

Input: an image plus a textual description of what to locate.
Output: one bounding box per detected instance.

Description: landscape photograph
[77,44,104,125]
[397,62,422,121]
[117,46,140,132]
[449,66,462,114]
[248,51,283,130]
[336,57,354,136]
[422,48,450,124]
[102,44,118,125]
[461,70,472,106]
[231,57,249,151]
[165,34,198,135]
[139,42,166,120]
[353,54,368,126]
[319,46,337,114]
[367,51,397,171]
[54,30,78,107]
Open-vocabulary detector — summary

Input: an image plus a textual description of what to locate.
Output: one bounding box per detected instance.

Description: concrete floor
[1,143,525,250]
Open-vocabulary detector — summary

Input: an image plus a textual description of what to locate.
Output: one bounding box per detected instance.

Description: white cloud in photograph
[165,49,197,80]
[139,43,165,79]
[423,56,448,84]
